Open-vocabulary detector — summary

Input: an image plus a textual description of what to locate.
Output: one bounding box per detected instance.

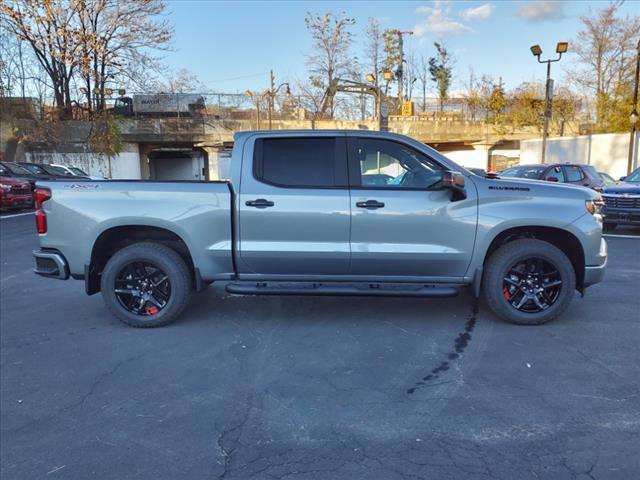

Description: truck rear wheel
[100,242,191,328]
[483,239,576,325]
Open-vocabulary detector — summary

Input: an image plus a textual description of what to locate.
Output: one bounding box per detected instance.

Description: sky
[161,0,639,95]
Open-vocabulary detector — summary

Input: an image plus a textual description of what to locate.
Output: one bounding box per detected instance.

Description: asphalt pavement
[1,213,639,480]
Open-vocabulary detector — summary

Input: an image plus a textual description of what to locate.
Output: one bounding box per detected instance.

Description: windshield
[626,168,640,183]
[500,166,545,179]
[69,167,88,175]
[599,172,615,184]
[20,163,47,174]
[43,165,67,175]
[2,163,31,175]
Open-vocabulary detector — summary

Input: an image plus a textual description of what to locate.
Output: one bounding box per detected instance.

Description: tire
[483,239,576,325]
[100,242,191,328]
[603,222,616,231]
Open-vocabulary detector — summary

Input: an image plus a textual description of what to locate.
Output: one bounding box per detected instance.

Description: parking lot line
[0,212,34,219]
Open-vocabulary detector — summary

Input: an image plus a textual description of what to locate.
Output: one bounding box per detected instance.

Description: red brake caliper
[503,287,511,300]
[146,306,159,315]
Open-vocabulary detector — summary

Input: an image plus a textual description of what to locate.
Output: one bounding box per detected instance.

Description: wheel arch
[87,225,201,295]
[482,226,585,291]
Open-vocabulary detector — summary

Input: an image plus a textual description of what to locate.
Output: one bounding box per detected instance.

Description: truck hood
[602,182,640,195]
[478,175,598,199]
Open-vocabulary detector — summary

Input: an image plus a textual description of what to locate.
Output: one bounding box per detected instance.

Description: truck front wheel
[100,242,192,328]
[483,239,576,325]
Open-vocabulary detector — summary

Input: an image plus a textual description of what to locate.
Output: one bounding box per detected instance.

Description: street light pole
[541,60,552,165]
[530,42,568,164]
[627,39,640,174]
[269,69,275,130]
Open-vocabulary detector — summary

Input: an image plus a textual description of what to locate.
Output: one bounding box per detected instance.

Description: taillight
[34,187,51,234]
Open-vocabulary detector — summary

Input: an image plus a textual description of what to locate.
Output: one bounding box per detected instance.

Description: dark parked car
[500,163,605,191]
[599,172,616,185]
[18,162,85,179]
[0,176,33,210]
[0,162,49,188]
[601,167,640,230]
[464,167,487,176]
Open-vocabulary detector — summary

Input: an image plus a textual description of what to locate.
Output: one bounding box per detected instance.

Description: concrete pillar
[201,146,232,180]
[138,144,154,180]
[471,142,494,170]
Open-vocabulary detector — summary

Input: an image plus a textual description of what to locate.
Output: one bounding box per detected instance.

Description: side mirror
[442,170,466,201]
[619,176,626,182]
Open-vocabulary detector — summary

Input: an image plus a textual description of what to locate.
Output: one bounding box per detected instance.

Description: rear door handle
[245,198,274,208]
[356,200,385,209]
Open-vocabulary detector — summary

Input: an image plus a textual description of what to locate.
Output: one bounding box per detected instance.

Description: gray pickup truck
[32,131,607,327]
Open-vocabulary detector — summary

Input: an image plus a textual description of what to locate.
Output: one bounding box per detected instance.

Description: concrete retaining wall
[26,143,141,179]
[520,133,639,178]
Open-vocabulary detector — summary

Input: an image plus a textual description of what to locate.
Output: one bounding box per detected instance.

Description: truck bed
[36,180,235,282]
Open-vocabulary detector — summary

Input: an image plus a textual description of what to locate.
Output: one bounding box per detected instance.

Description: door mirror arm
[442,170,467,201]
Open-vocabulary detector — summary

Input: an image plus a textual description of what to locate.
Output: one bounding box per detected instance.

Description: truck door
[347,137,477,279]
[238,135,351,276]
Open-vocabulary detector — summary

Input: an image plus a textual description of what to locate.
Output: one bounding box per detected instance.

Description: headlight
[585,199,604,215]
[0,184,11,192]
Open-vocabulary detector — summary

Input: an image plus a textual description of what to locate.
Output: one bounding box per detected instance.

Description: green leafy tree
[428,42,453,112]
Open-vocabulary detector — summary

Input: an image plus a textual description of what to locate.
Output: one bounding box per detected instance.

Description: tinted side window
[351,138,443,189]
[257,138,337,187]
[564,165,584,182]
[543,166,565,182]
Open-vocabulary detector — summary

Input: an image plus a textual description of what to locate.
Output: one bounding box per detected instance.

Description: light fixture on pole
[267,69,291,129]
[530,41,568,163]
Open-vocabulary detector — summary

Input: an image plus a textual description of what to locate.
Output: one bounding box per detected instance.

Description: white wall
[520,133,639,179]
[26,143,141,179]
[444,149,520,170]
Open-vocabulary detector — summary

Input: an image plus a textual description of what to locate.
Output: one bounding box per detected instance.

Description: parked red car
[499,163,606,191]
[0,176,33,211]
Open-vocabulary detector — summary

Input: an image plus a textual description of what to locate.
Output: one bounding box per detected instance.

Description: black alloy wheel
[114,261,171,316]
[502,257,562,313]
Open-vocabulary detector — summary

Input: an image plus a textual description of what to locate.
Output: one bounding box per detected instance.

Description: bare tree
[304,11,356,119]
[1,0,172,118]
[570,1,640,128]
[415,55,429,113]
[151,68,205,93]
[462,69,481,121]
[74,0,172,112]
[1,0,84,118]
[363,17,383,114]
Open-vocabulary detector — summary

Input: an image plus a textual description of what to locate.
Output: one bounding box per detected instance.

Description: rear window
[21,164,46,174]
[256,138,338,188]
[2,163,30,175]
[582,165,599,177]
[501,166,545,179]
[564,165,584,182]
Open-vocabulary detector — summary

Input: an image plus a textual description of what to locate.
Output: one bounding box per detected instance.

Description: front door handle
[245,198,274,208]
[356,200,385,209]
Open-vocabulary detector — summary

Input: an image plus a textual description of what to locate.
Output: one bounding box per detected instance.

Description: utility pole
[627,39,640,174]
[268,69,275,130]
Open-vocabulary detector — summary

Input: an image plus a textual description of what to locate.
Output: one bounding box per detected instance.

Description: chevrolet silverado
[32,131,607,327]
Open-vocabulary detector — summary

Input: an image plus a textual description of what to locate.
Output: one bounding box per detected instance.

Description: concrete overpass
[119,116,541,180]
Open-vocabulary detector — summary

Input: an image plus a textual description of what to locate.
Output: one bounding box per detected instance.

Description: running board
[225,282,459,298]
